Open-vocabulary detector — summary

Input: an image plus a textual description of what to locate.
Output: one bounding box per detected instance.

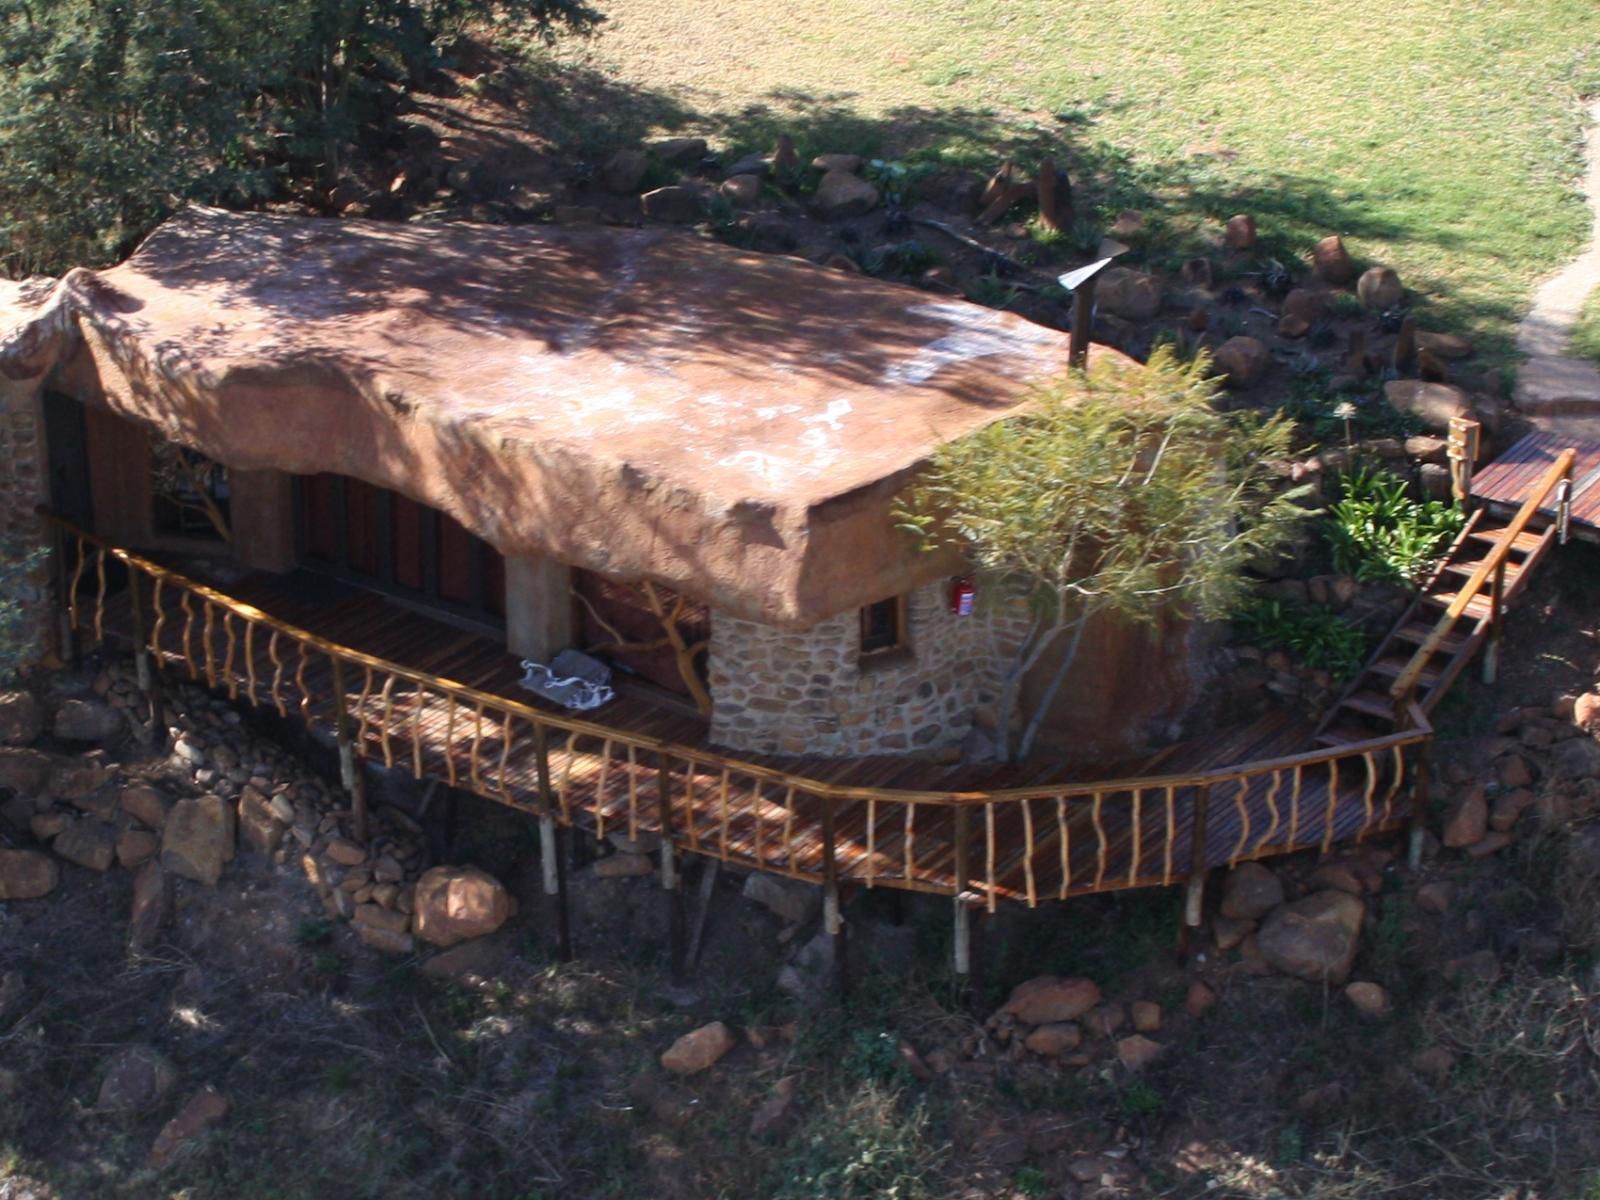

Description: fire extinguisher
[949,575,976,616]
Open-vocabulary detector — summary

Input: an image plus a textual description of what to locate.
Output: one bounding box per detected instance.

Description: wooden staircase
[1312,450,1575,750]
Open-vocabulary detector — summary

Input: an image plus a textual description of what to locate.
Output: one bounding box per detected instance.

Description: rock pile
[977,975,1169,1072]
[0,661,515,959]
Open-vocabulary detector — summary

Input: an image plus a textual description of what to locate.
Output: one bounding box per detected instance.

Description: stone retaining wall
[708,579,1019,758]
[0,379,51,674]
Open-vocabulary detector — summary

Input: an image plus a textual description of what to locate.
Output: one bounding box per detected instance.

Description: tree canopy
[898,348,1311,760]
[0,0,603,278]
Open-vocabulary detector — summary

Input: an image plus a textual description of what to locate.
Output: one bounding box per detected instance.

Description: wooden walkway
[57,531,1424,912]
[1472,430,1600,537]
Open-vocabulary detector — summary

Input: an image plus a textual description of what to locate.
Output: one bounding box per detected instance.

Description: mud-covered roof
[0,207,1124,625]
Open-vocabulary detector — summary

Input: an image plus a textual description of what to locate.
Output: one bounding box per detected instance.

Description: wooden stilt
[658,753,686,985]
[1184,784,1212,929]
[330,656,370,843]
[1482,560,1505,685]
[1408,749,1431,870]
[125,574,163,748]
[952,806,972,977]
[531,723,572,959]
[53,529,79,668]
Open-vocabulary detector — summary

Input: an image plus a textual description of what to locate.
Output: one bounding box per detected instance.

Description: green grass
[556,0,1600,362]
[1570,284,1600,364]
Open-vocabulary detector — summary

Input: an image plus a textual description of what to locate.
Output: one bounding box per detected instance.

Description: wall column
[505,553,573,662]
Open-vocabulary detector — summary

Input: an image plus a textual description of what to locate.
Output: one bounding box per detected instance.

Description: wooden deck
[62,531,1425,910]
[1472,430,1600,536]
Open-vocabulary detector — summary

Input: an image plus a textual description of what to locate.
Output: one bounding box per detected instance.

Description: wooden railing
[1387,448,1575,716]
[42,513,1432,962]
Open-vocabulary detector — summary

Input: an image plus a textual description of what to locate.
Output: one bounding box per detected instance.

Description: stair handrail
[1387,447,1574,716]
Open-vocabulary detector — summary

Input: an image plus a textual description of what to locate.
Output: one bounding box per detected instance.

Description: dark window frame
[858,594,911,664]
[292,474,505,631]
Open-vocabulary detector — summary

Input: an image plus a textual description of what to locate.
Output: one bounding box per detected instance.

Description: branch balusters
[1057,795,1071,899]
[268,629,286,716]
[1021,797,1037,906]
[1091,791,1108,889]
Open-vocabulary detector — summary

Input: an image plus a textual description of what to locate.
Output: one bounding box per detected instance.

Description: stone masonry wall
[0,379,52,673]
[708,579,1018,758]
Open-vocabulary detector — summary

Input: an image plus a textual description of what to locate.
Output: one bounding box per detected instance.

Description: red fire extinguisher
[950,575,976,616]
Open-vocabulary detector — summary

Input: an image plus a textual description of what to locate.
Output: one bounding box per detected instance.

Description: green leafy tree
[0,0,602,277]
[899,348,1310,761]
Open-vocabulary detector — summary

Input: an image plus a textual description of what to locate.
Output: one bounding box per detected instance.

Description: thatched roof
[1,207,1122,625]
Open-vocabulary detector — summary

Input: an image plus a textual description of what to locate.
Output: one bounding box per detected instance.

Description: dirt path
[1517,98,1600,415]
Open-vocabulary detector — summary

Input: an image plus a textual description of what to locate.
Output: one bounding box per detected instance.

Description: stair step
[1338,691,1397,720]
[1367,656,1443,687]
[1391,623,1468,654]
[1442,558,1522,580]
[1314,722,1388,748]
[1424,591,1494,620]
[1467,527,1544,554]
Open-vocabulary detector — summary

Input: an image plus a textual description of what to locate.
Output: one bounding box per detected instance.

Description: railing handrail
[40,508,1430,810]
[1387,447,1574,706]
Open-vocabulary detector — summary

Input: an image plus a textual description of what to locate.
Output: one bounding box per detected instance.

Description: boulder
[748,1075,797,1137]
[1131,1001,1162,1033]
[1115,1034,1164,1070]
[660,1020,737,1074]
[1356,266,1403,309]
[236,787,286,855]
[54,818,118,871]
[0,747,52,793]
[160,795,236,886]
[1416,881,1455,915]
[1097,268,1163,321]
[1256,889,1365,983]
[594,851,654,878]
[1213,336,1270,388]
[116,832,160,870]
[724,152,771,178]
[412,865,514,947]
[1022,1022,1082,1056]
[1550,735,1600,780]
[1441,786,1487,848]
[1312,235,1356,284]
[1000,976,1101,1025]
[742,872,822,927]
[120,784,171,830]
[1219,861,1284,920]
[1384,380,1470,432]
[1404,435,1448,464]
[1184,979,1217,1017]
[810,169,879,221]
[719,173,763,208]
[354,923,416,955]
[641,185,707,223]
[97,1045,178,1113]
[1344,981,1390,1017]
[651,137,706,166]
[147,1087,229,1169]
[1224,214,1257,250]
[601,148,650,195]
[0,690,43,746]
[129,861,169,951]
[1496,754,1533,789]
[1420,462,1452,501]
[1416,330,1473,359]
[324,837,367,866]
[52,698,123,743]
[811,153,863,174]
[0,848,59,899]
[47,758,110,802]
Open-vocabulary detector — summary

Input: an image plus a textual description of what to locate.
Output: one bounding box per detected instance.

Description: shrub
[1324,465,1464,584]
[768,1083,941,1200]
[1279,374,1422,444]
[1233,597,1367,680]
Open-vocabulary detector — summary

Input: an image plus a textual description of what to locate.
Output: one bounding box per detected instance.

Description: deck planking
[90,561,1413,906]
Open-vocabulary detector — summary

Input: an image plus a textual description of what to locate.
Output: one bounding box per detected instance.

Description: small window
[150,436,230,542]
[859,595,909,657]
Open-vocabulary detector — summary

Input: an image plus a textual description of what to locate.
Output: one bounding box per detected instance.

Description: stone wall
[0,379,51,674]
[708,579,1014,758]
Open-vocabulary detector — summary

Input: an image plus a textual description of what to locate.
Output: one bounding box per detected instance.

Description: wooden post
[1183,784,1212,928]
[1070,277,1097,369]
[125,571,164,748]
[534,722,571,961]
[1446,416,1480,507]
[952,806,971,977]
[52,528,79,668]
[658,753,685,985]
[1408,748,1431,870]
[821,795,846,996]
[329,656,369,843]
[1482,560,1506,685]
